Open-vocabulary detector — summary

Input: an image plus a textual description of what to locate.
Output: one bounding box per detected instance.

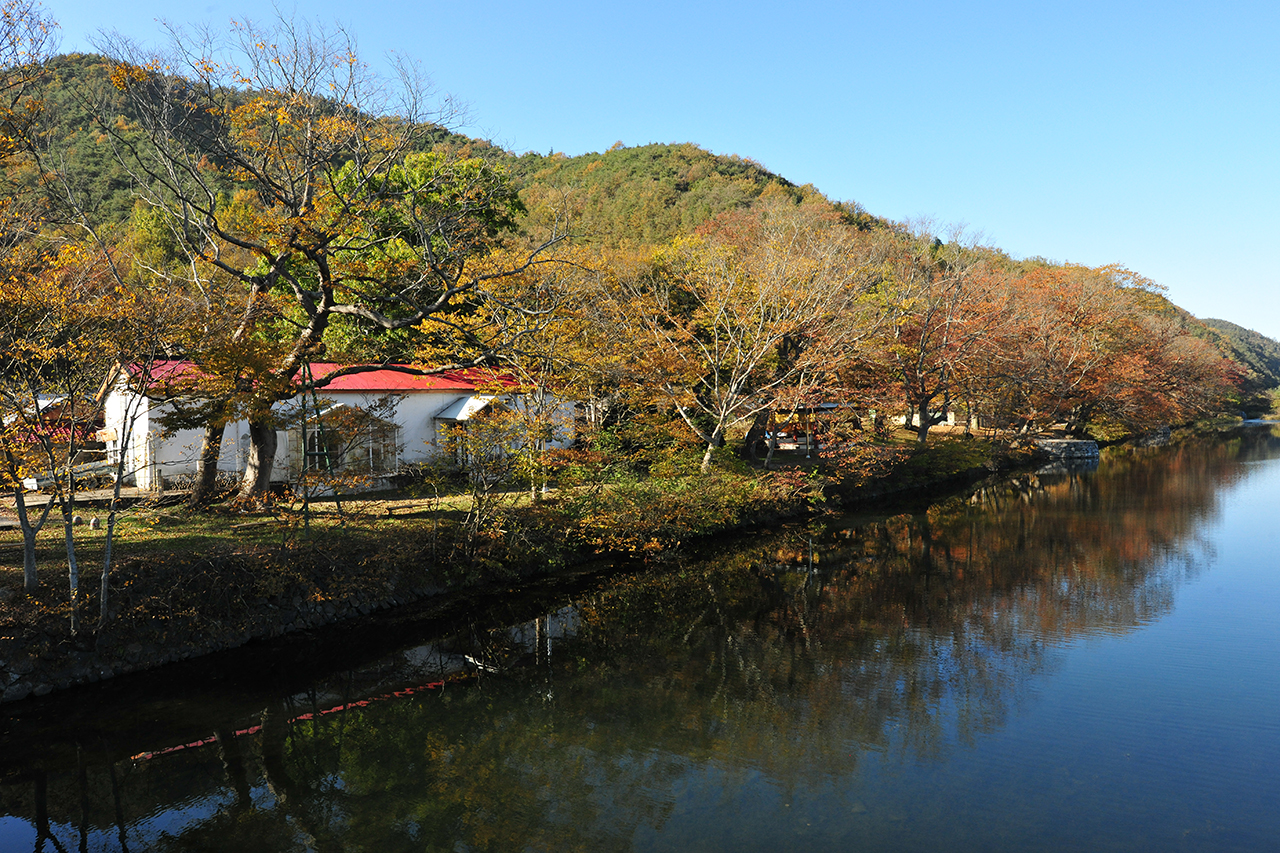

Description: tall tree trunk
[238,420,278,501]
[11,486,50,592]
[745,411,769,462]
[62,503,81,636]
[58,440,83,637]
[189,419,228,507]
[915,397,933,446]
[7,449,51,592]
[18,500,38,592]
[673,402,722,475]
[699,427,723,474]
[100,458,131,630]
[763,430,779,470]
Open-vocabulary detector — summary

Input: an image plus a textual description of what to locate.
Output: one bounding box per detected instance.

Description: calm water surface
[3,428,1280,852]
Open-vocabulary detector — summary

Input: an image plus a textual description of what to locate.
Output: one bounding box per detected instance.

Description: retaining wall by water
[1035,439,1101,461]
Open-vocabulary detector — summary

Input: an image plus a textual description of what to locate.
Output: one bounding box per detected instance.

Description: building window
[301,407,400,475]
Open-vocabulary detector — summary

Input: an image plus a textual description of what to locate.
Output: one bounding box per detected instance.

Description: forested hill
[506,143,884,248]
[33,54,880,247]
[1200,319,1280,391]
[32,53,498,226]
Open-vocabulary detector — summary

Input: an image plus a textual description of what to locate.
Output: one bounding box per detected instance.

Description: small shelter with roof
[100,361,571,489]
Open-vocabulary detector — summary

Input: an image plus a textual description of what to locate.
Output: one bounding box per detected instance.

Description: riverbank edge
[0,442,1044,708]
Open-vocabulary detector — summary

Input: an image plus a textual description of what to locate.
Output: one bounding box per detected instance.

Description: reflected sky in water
[3,428,1280,852]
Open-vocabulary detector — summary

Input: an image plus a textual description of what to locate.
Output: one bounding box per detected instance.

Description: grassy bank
[0,431,1035,703]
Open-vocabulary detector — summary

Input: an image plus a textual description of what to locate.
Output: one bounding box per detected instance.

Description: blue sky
[45,0,1280,339]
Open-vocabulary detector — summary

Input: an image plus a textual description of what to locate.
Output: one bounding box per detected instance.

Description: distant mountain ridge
[1200,319,1280,393]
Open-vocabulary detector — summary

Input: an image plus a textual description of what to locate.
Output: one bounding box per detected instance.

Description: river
[2,427,1279,852]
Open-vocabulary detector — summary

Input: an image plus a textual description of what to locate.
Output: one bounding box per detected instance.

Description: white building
[101,361,572,489]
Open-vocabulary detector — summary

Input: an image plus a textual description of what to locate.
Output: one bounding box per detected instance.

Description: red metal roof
[2,400,103,446]
[128,361,517,394]
[307,363,516,392]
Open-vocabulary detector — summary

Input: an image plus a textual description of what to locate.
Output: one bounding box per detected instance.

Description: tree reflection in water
[2,428,1278,852]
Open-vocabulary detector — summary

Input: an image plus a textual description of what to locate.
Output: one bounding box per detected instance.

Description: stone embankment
[1034,438,1101,462]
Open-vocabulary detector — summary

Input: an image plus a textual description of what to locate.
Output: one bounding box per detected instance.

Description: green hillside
[1201,318,1280,395]
[508,142,881,247]
[30,55,879,249]
[29,54,495,228]
[33,53,146,226]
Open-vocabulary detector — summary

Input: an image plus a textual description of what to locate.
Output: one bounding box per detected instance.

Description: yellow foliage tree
[97,15,566,500]
[589,201,879,473]
[0,238,190,629]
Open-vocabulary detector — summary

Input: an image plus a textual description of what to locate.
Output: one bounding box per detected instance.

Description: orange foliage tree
[873,225,1012,445]
[985,265,1239,436]
[0,240,187,629]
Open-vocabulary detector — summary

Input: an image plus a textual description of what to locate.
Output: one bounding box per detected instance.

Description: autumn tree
[0,0,58,593]
[593,200,877,473]
[874,224,1011,445]
[410,242,602,502]
[0,28,203,615]
[982,264,1238,437]
[0,240,186,632]
[97,14,564,500]
[1067,288,1238,434]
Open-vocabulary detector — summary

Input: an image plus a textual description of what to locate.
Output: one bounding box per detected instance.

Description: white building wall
[894,410,958,428]
[104,380,292,489]
[103,382,159,489]
[103,384,575,489]
[143,418,293,488]
[380,390,467,460]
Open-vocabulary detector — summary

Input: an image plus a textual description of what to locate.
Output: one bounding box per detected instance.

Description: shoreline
[0,434,1153,709]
